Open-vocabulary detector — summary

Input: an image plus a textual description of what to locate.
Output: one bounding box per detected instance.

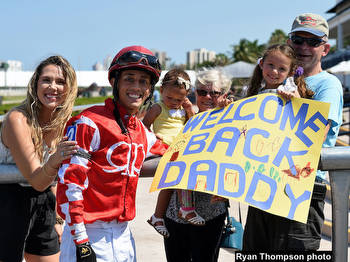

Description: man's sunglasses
[196,89,222,98]
[290,35,326,47]
[114,51,161,72]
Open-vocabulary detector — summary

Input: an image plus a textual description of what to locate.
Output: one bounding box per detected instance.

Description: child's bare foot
[147,214,170,238]
[178,208,205,226]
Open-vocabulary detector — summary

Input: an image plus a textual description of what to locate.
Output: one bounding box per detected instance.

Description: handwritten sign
[150,93,330,223]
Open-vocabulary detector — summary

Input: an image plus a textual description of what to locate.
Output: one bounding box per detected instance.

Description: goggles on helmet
[112,51,161,75]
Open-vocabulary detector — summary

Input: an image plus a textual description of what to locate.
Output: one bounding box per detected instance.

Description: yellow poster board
[150,93,330,223]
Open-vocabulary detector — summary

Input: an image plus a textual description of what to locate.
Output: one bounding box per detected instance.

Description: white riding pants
[59,220,136,262]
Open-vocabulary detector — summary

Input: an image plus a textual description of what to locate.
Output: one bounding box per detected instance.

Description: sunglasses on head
[290,35,326,47]
[196,89,222,98]
[115,51,161,71]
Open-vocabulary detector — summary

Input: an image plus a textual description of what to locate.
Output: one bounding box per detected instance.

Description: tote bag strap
[238,202,242,224]
[225,201,242,224]
[225,201,230,224]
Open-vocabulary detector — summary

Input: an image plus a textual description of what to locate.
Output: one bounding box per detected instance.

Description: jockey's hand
[76,242,97,262]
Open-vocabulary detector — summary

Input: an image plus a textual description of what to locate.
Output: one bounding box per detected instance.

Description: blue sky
[1,0,336,70]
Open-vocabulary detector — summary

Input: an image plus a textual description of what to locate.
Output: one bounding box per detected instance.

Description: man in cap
[243,13,343,251]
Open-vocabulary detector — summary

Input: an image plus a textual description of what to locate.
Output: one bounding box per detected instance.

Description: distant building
[103,55,113,70]
[92,62,104,71]
[322,0,350,69]
[327,0,350,49]
[151,49,167,69]
[187,48,216,69]
[0,60,22,71]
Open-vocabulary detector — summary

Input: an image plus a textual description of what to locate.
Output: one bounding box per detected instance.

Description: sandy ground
[130,178,336,262]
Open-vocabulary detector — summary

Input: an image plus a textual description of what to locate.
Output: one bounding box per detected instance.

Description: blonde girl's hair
[14,55,78,162]
[195,69,232,94]
[247,44,314,99]
[161,68,191,92]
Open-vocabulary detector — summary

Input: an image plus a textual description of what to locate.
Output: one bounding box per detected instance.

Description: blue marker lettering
[217,163,245,198]
[200,108,224,130]
[280,101,308,131]
[217,103,235,124]
[285,183,311,219]
[259,95,283,124]
[158,161,186,189]
[243,128,269,163]
[207,126,240,157]
[245,171,277,210]
[183,133,209,155]
[183,112,208,133]
[233,97,256,120]
[295,111,328,147]
[272,137,308,175]
[187,160,217,192]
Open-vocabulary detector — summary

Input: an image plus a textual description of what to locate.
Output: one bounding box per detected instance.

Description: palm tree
[232,39,265,63]
[214,53,232,66]
[268,29,288,45]
[196,60,217,69]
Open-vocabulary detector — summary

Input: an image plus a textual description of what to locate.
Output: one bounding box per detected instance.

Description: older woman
[163,69,232,262]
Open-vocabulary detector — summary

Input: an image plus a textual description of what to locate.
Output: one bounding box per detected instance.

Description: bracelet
[56,216,64,225]
[42,163,58,178]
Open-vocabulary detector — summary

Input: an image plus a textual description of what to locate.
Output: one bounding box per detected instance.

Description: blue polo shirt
[305,71,343,180]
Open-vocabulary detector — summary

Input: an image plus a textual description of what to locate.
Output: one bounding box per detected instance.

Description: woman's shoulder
[1,109,31,148]
[4,109,29,128]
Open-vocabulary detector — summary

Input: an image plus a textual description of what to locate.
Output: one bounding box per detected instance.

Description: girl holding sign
[243,44,316,251]
[246,44,313,99]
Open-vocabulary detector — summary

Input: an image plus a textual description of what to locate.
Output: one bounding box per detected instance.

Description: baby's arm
[142,103,162,129]
[182,97,195,120]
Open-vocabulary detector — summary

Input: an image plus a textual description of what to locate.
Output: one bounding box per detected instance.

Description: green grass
[0,103,19,114]
[2,95,26,101]
[0,96,112,115]
[74,96,111,106]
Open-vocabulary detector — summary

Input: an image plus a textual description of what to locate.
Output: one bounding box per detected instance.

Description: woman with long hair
[0,55,79,262]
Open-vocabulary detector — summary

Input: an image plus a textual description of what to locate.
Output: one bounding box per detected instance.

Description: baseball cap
[290,13,329,38]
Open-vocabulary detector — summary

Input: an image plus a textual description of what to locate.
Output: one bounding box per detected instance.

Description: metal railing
[319,146,350,262]
[1,147,349,261]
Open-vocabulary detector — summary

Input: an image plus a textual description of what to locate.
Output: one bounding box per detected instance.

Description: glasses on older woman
[196,89,222,98]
